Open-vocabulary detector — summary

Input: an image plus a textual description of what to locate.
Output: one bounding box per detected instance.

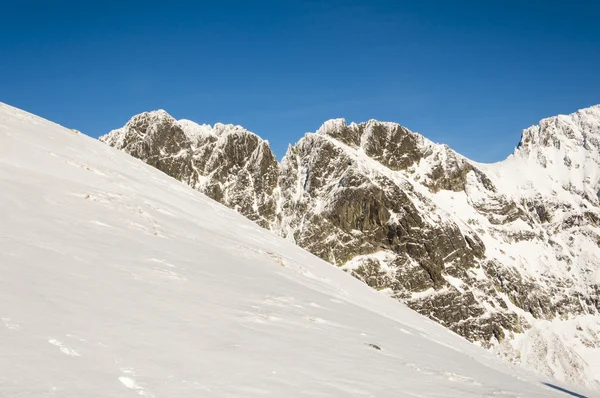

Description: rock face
[100,111,278,227]
[100,105,600,389]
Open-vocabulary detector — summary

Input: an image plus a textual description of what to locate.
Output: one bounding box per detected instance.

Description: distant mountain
[101,105,600,389]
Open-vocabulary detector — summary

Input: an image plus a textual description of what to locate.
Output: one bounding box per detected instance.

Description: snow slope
[0,102,594,397]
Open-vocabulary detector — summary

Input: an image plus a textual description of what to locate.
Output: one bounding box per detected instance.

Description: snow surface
[0,102,594,397]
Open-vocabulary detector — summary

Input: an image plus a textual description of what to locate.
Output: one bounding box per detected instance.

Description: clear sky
[1,0,599,161]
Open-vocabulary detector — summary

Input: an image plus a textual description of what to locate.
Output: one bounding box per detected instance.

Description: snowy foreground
[0,102,593,397]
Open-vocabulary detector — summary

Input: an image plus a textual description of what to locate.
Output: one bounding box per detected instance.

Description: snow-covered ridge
[101,110,265,150]
[516,104,600,153]
[313,116,434,151]
[100,103,600,390]
[4,100,590,396]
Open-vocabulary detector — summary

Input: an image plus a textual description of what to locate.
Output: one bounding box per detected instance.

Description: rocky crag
[100,106,600,389]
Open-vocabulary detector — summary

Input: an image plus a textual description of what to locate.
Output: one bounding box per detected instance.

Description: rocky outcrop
[101,111,278,227]
[100,105,600,389]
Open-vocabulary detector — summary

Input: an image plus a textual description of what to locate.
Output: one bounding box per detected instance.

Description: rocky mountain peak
[100,110,189,160]
[499,105,600,204]
[516,105,600,155]
[100,111,279,228]
[314,118,362,148]
[313,117,436,174]
[211,122,259,139]
[123,109,175,133]
[315,117,349,134]
[176,119,215,143]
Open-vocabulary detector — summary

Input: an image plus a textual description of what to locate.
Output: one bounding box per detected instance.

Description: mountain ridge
[100,104,600,389]
[7,100,585,397]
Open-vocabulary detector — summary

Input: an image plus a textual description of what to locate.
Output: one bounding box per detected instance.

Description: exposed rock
[101,111,279,227]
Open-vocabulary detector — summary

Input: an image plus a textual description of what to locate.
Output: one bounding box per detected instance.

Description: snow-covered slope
[2,104,589,396]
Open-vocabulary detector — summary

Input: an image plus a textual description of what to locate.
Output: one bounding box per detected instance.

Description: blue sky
[1,0,599,161]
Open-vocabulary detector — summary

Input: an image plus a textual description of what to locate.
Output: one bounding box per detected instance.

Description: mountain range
[3,101,590,396]
[100,105,600,390]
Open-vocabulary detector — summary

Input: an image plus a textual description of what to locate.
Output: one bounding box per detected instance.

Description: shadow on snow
[542,382,588,398]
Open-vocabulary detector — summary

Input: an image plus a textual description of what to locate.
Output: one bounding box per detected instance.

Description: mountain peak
[516,104,600,155]
[315,118,349,135]
[126,109,174,125]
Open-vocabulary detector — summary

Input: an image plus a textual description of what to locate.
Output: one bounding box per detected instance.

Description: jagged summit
[315,117,349,135]
[101,104,600,390]
[102,110,265,148]
[515,104,600,154]
[315,104,600,172]
[314,117,430,149]
[131,109,172,120]
[491,104,600,202]
[100,110,279,228]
